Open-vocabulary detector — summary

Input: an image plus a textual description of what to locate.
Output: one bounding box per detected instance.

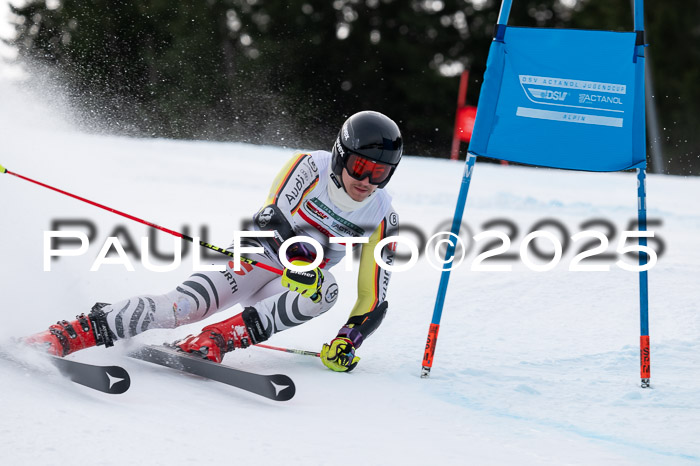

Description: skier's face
[342,168,378,201]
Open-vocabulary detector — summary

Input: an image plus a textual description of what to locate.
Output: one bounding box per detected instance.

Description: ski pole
[256,343,320,358]
[0,164,283,275]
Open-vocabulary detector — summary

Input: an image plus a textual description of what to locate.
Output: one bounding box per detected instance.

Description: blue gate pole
[497,0,513,25]
[637,168,651,388]
[633,0,651,389]
[420,0,513,379]
[421,153,478,377]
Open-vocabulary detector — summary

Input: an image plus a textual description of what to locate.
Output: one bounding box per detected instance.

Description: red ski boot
[23,303,115,357]
[175,307,268,363]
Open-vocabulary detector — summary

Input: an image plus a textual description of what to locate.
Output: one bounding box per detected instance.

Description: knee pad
[252,271,339,336]
[167,291,203,326]
[317,271,339,311]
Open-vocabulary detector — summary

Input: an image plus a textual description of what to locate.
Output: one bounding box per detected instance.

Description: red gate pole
[450,70,470,160]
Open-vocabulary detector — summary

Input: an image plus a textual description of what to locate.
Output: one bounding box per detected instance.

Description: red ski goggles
[344,153,394,185]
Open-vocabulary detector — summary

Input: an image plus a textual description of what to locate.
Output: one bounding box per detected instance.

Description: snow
[1,79,699,465]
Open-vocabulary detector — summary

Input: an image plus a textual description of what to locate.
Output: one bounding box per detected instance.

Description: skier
[24,111,402,372]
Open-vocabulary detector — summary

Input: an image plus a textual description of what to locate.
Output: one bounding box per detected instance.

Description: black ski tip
[50,356,131,395]
[130,344,296,401]
[103,366,131,394]
[268,374,296,401]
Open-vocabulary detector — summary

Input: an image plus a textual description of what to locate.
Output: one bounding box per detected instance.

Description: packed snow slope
[1,81,699,465]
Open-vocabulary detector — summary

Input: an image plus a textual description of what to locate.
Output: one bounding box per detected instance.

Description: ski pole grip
[0,163,6,174]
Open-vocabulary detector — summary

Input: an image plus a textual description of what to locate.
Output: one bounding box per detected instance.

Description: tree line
[6,0,699,175]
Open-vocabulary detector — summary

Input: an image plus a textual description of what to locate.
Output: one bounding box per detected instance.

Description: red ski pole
[0,163,283,275]
[256,343,320,358]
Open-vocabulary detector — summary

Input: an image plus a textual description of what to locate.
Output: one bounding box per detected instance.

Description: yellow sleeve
[348,219,392,319]
[264,153,319,215]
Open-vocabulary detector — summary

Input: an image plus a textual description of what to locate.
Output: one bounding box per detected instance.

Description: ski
[49,355,131,394]
[128,344,296,401]
[0,349,130,394]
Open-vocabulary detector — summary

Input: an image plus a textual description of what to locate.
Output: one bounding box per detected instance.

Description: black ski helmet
[331,111,403,189]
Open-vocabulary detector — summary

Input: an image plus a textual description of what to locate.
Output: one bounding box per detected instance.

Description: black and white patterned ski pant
[102,245,338,341]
